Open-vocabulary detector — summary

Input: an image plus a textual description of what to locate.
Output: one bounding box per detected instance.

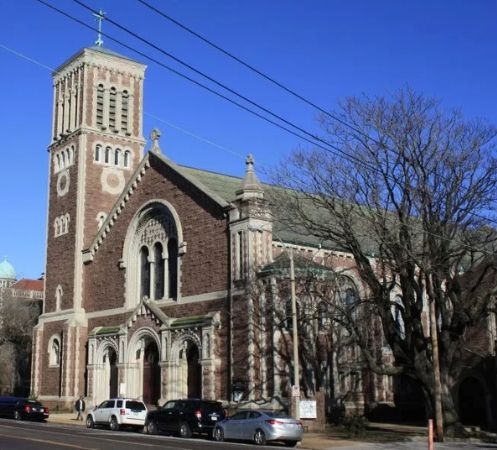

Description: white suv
[86,398,147,431]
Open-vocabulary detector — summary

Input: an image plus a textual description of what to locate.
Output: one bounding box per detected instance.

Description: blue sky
[0,0,496,279]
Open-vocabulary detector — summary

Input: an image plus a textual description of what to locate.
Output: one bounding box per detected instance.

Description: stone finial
[150,128,162,154]
[236,153,264,200]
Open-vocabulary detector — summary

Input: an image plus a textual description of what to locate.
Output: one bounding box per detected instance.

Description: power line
[0,42,245,161]
[137,0,497,230]
[138,0,436,162]
[69,0,377,174]
[14,5,497,256]
[136,0,374,143]
[36,0,378,174]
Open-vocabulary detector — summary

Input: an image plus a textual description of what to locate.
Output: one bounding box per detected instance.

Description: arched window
[114,148,121,166]
[121,90,129,132]
[154,243,164,300]
[64,213,70,234]
[96,84,104,127]
[123,150,131,168]
[105,146,111,164]
[54,217,60,237]
[336,277,359,320]
[109,87,116,129]
[49,336,61,367]
[55,285,63,311]
[140,246,150,299]
[55,154,61,171]
[392,295,406,339]
[95,144,101,162]
[167,238,178,299]
[61,151,66,168]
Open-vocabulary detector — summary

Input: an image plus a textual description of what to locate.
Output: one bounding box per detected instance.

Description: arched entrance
[459,377,486,427]
[187,344,201,398]
[108,348,118,398]
[143,340,161,406]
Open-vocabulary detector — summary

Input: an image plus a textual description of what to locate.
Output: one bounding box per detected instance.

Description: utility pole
[289,248,300,419]
[429,298,444,441]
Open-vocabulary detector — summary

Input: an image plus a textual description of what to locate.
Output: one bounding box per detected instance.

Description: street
[0,419,496,450]
[0,418,272,450]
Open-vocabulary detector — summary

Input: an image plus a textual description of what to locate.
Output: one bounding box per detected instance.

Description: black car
[0,397,49,421]
[145,399,225,438]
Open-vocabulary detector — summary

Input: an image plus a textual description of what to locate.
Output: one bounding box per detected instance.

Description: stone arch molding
[121,199,186,308]
[171,330,202,361]
[125,327,162,401]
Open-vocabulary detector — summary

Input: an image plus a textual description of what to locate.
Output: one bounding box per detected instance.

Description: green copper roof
[0,258,16,280]
[179,165,333,250]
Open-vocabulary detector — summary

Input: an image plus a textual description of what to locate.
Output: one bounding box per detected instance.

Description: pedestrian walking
[75,396,85,421]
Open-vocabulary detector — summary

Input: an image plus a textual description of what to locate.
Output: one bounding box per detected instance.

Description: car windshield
[265,411,290,418]
[162,401,176,409]
[126,401,145,411]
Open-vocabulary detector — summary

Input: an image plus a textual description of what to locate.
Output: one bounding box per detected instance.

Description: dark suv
[145,399,225,438]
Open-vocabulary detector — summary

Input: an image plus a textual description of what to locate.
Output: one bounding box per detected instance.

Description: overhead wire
[137,0,497,229]
[68,0,377,174]
[16,2,497,256]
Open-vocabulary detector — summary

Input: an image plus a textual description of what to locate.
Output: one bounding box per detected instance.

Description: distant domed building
[0,257,16,289]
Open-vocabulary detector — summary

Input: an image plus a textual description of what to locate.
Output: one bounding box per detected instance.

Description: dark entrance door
[187,344,201,398]
[143,341,161,406]
[108,348,118,398]
[459,377,486,427]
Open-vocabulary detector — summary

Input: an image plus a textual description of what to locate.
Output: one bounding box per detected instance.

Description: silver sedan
[212,409,303,447]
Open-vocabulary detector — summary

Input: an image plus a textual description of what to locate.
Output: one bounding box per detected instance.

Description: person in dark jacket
[75,396,85,420]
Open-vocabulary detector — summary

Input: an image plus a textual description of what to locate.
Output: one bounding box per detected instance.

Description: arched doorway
[187,344,201,399]
[459,377,486,427]
[143,340,161,406]
[108,348,118,398]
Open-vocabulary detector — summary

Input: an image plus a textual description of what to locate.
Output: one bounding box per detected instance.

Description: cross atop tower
[92,8,106,47]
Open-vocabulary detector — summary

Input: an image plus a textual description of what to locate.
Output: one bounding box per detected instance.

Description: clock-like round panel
[56,170,70,197]
[101,167,125,195]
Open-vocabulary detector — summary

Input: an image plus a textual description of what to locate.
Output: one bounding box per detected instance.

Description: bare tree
[0,290,39,395]
[269,88,497,436]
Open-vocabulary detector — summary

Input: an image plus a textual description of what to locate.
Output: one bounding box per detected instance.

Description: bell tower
[45,46,146,315]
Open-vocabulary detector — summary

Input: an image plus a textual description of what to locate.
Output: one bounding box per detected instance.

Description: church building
[31,41,409,420]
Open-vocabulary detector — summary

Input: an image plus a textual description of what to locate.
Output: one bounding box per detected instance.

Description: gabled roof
[83,151,233,261]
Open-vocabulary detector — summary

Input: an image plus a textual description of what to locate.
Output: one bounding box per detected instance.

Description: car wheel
[86,416,94,429]
[109,416,120,431]
[254,429,267,446]
[284,441,298,448]
[13,411,21,421]
[212,426,224,442]
[146,420,158,435]
[179,422,192,438]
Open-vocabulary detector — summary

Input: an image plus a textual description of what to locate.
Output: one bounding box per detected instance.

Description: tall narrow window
[114,148,121,166]
[105,146,111,164]
[121,90,129,132]
[96,84,104,127]
[55,285,63,311]
[124,150,130,168]
[109,87,116,129]
[168,238,178,298]
[154,243,164,300]
[140,246,150,299]
[237,231,243,278]
[95,145,101,162]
